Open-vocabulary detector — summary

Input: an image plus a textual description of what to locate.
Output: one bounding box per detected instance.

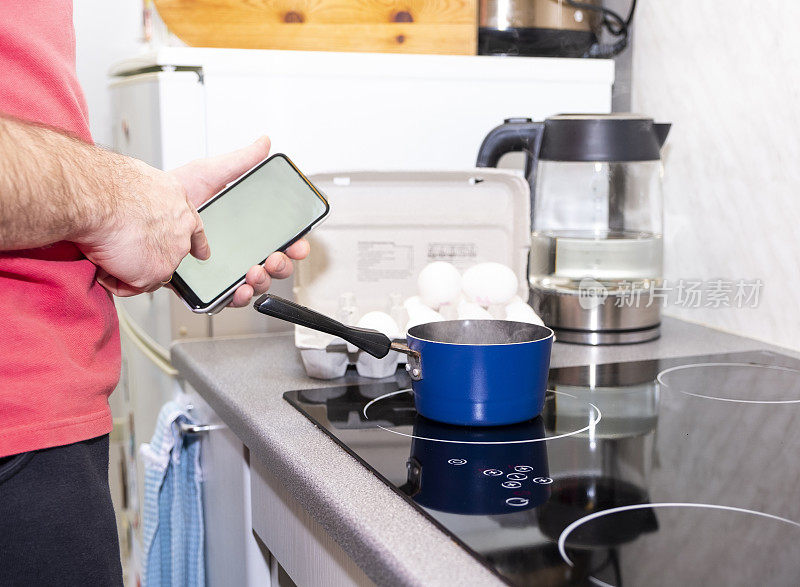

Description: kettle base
[530,287,662,346]
[553,324,661,346]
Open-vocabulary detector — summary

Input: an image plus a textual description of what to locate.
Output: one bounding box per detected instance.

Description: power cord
[565,0,637,58]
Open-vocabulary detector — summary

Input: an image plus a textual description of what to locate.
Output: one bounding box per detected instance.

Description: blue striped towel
[140,401,205,587]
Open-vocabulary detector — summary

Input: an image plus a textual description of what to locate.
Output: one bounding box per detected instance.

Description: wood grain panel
[154,0,477,55]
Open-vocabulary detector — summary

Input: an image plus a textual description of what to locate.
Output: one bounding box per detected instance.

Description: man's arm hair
[0,118,281,302]
[0,115,126,251]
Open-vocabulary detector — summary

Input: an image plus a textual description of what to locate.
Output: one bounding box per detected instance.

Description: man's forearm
[0,115,125,251]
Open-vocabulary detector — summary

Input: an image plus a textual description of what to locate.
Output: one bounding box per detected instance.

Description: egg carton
[296,331,405,380]
[295,292,410,379]
[294,169,532,380]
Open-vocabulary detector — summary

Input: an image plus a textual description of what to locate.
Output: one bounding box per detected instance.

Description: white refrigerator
[108,47,613,586]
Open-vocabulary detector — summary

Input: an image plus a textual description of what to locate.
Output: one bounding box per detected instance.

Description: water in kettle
[529,231,663,293]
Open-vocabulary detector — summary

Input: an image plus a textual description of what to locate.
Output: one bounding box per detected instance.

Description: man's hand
[87,136,309,305]
[78,156,210,296]
[170,136,309,307]
[0,116,308,307]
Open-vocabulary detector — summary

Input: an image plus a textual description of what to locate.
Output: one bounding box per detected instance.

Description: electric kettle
[477,114,671,344]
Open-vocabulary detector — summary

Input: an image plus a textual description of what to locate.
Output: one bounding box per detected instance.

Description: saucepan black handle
[253,294,392,359]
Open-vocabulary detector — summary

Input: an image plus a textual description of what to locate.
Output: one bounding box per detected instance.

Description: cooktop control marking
[533,477,553,484]
[447,459,467,465]
[363,389,602,445]
[502,481,522,489]
[507,473,528,481]
[483,469,503,476]
[506,497,530,507]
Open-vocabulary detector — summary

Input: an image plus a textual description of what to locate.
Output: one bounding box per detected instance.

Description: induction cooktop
[284,350,800,586]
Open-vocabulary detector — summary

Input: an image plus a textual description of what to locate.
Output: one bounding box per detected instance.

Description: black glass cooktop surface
[284,350,800,586]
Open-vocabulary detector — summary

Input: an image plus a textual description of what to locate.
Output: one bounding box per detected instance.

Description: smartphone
[171,153,329,314]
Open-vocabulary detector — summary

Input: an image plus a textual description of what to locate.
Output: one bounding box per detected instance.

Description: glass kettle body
[477,114,671,345]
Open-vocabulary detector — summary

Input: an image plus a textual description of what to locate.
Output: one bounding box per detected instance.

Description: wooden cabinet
[154,0,477,55]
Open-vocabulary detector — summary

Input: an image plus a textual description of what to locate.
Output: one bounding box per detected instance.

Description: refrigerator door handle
[178,421,224,435]
[117,304,178,376]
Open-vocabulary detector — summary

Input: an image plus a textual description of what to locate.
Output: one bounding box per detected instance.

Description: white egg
[417,262,462,310]
[403,295,426,310]
[457,299,493,320]
[462,262,519,307]
[405,305,445,331]
[356,311,401,339]
[438,293,463,320]
[504,301,545,326]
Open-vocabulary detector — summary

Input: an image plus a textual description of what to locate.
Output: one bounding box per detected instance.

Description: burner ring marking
[557,502,800,587]
[657,362,800,404]
[362,389,602,445]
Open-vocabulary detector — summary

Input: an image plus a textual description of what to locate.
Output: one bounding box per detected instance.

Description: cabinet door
[184,386,272,587]
[250,457,374,586]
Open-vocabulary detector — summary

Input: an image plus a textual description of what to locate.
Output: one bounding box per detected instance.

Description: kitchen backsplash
[632,1,800,351]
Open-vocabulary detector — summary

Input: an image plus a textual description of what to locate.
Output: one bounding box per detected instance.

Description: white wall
[74,0,144,149]
[632,1,800,350]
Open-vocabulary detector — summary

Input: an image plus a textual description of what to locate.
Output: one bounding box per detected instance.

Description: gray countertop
[171,317,796,586]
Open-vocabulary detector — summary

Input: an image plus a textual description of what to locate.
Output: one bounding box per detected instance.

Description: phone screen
[174,154,328,307]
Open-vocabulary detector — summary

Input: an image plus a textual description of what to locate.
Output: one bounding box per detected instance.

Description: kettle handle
[476,119,545,225]
[476,118,545,183]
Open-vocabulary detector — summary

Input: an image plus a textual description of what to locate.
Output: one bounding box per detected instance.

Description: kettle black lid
[540,114,670,162]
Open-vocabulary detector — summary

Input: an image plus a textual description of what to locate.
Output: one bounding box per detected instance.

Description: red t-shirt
[0,1,120,457]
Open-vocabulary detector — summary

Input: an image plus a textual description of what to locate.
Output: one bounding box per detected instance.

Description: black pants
[0,435,123,586]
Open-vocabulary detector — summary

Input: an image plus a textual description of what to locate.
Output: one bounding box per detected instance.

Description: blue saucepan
[254,294,554,426]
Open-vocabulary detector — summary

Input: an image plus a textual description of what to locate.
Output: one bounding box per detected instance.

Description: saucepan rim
[407,319,554,347]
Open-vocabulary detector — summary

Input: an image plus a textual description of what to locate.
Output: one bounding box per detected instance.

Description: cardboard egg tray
[294,169,531,380]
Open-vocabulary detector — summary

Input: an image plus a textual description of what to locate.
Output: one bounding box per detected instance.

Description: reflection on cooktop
[285,350,800,586]
[403,415,552,516]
